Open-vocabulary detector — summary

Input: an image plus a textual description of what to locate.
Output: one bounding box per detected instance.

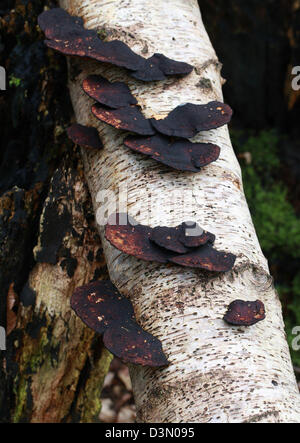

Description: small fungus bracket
[82,75,138,109]
[150,222,215,254]
[223,300,266,326]
[92,104,155,136]
[67,123,103,150]
[105,213,173,263]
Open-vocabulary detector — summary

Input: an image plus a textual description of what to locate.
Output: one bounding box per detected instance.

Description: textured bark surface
[5,154,112,423]
[60,0,300,422]
[0,1,112,421]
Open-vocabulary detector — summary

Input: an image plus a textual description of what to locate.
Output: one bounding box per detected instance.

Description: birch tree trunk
[60,0,300,423]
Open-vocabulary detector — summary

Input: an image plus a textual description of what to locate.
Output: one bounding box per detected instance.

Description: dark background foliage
[201,0,300,367]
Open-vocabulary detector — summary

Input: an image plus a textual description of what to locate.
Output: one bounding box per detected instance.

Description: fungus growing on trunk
[67,123,103,150]
[124,134,220,171]
[223,300,266,326]
[71,280,169,366]
[105,214,173,263]
[82,75,138,109]
[169,244,236,272]
[132,53,194,82]
[92,104,155,135]
[38,8,193,82]
[150,222,215,254]
[151,101,233,138]
[105,214,236,272]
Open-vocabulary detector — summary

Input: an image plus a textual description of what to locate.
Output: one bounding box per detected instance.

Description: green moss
[29,331,49,373]
[79,348,113,423]
[19,327,49,375]
[9,75,22,88]
[97,29,108,41]
[13,378,28,423]
[244,177,300,258]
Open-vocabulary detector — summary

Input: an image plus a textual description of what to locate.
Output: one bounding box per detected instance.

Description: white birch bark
[59,0,300,423]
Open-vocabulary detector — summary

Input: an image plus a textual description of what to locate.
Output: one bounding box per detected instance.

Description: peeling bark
[0,150,112,422]
[60,0,300,422]
[11,154,112,423]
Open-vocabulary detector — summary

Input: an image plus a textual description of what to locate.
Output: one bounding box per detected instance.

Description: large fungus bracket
[124,134,220,172]
[38,8,193,82]
[151,102,233,138]
[71,280,169,367]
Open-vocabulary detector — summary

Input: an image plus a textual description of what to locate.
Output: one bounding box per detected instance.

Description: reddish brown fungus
[38,8,193,81]
[132,53,194,82]
[179,222,216,249]
[67,123,103,150]
[105,213,173,263]
[71,280,169,366]
[151,101,233,138]
[82,75,137,109]
[223,299,266,326]
[124,134,220,171]
[150,222,215,254]
[92,104,155,135]
[105,213,236,272]
[169,244,236,272]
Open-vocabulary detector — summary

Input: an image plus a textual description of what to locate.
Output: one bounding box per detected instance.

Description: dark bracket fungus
[105,214,173,263]
[92,104,155,136]
[71,280,169,366]
[151,101,233,138]
[132,53,194,82]
[82,75,138,109]
[150,222,215,254]
[38,8,193,82]
[223,300,266,326]
[67,123,103,150]
[105,213,236,272]
[169,244,236,272]
[124,134,220,171]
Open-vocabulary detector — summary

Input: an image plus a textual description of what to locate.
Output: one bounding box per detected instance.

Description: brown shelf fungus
[150,222,215,254]
[223,299,266,326]
[71,280,169,367]
[105,214,173,263]
[67,123,103,150]
[38,8,193,82]
[169,244,236,272]
[82,75,138,109]
[132,53,194,82]
[92,104,155,136]
[124,134,220,171]
[105,213,236,272]
[151,101,233,138]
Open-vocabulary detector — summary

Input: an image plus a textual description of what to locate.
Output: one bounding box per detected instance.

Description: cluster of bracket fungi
[71,280,169,367]
[39,8,266,368]
[105,213,236,273]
